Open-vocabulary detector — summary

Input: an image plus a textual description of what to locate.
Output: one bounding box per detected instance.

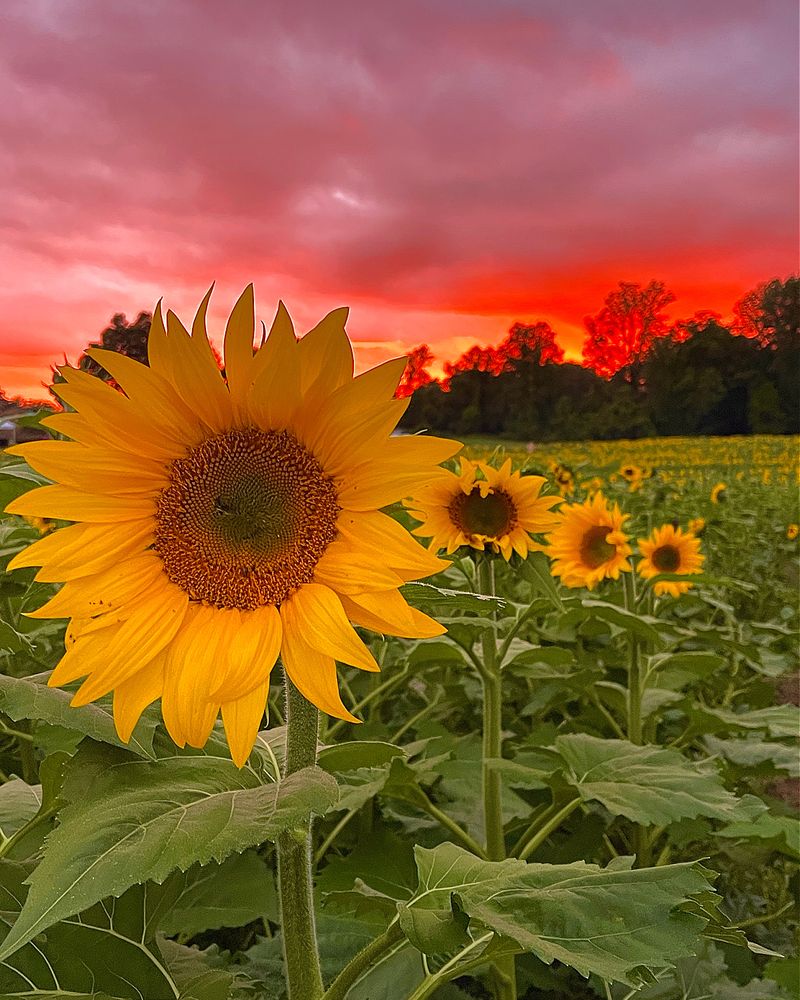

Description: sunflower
[546,491,632,589]
[619,463,641,482]
[787,523,799,541]
[710,482,727,504]
[637,524,704,597]
[687,517,706,536]
[6,287,460,765]
[406,457,560,561]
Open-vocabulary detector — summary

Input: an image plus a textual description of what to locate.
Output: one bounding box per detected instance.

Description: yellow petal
[9,441,166,496]
[336,510,448,579]
[34,521,154,582]
[313,540,404,594]
[223,284,256,417]
[222,679,270,767]
[297,307,353,397]
[164,303,233,433]
[8,519,148,574]
[52,371,182,460]
[113,651,166,743]
[85,348,204,448]
[40,412,112,449]
[26,553,165,619]
[280,617,359,723]
[6,485,154,523]
[247,304,301,431]
[340,590,445,638]
[147,300,173,378]
[161,605,221,748]
[281,583,378,672]
[209,604,282,701]
[70,581,188,705]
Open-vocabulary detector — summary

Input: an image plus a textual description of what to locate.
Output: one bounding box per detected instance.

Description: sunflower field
[0,296,797,1000]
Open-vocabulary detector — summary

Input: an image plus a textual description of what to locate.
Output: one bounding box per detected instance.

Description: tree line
[3,276,794,442]
[399,276,799,440]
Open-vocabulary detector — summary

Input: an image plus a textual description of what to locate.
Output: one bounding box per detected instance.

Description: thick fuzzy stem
[477,557,516,1000]
[277,673,324,1000]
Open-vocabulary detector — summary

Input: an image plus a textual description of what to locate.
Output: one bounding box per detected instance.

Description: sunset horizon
[1,0,797,401]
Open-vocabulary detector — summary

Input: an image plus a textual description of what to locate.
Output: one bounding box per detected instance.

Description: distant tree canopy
[63,276,797,441]
[79,311,152,379]
[402,276,799,440]
[582,280,675,383]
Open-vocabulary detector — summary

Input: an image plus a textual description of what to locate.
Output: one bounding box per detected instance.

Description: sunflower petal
[280,619,359,724]
[113,652,166,743]
[224,284,256,416]
[281,584,378,672]
[210,605,282,702]
[222,680,270,767]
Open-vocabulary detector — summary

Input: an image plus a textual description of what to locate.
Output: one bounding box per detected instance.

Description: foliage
[0,430,797,1000]
[402,276,799,439]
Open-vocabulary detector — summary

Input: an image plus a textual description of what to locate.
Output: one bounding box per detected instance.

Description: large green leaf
[0,780,41,839]
[697,705,800,739]
[580,599,664,643]
[401,582,509,615]
[158,851,278,936]
[0,742,338,959]
[554,734,743,824]
[405,843,711,986]
[0,672,159,759]
[0,860,186,999]
[716,813,800,860]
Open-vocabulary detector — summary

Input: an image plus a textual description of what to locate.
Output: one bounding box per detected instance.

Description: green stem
[517,798,582,861]
[416,789,488,860]
[622,572,651,866]
[622,573,642,745]
[405,933,502,1000]
[322,921,405,1000]
[326,666,409,739]
[478,559,504,862]
[277,673,324,1000]
[476,557,515,1000]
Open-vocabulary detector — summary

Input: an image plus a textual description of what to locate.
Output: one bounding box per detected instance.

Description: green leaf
[698,705,800,739]
[0,672,159,759]
[554,734,743,825]
[158,851,278,936]
[0,780,41,838]
[0,742,338,959]
[401,581,509,615]
[318,740,405,774]
[0,860,186,999]
[0,619,34,654]
[519,551,564,609]
[704,735,800,778]
[397,894,470,954]
[406,843,712,986]
[156,939,238,1000]
[716,813,800,859]
[581,599,664,642]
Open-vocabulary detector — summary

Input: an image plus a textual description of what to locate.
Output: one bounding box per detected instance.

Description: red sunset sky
[0,0,797,400]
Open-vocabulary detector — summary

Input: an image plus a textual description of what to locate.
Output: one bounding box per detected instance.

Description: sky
[0,0,797,401]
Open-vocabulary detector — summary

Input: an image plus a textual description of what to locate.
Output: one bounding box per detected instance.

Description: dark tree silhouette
[582,280,676,382]
[397,344,435,398]
[79,311,153,380]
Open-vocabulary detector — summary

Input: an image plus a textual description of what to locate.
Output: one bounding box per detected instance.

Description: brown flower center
[449,486,517,538]
[155,428,339,609]
[651,544,681,573]
[579,525,616,569]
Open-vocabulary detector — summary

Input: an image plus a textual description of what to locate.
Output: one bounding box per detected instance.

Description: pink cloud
[0,0,796,400]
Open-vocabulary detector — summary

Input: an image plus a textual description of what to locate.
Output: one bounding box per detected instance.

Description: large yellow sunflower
[405,457,560,561]
[6,287,460,765]
[637,524,704,597]
[547,491,632,589]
